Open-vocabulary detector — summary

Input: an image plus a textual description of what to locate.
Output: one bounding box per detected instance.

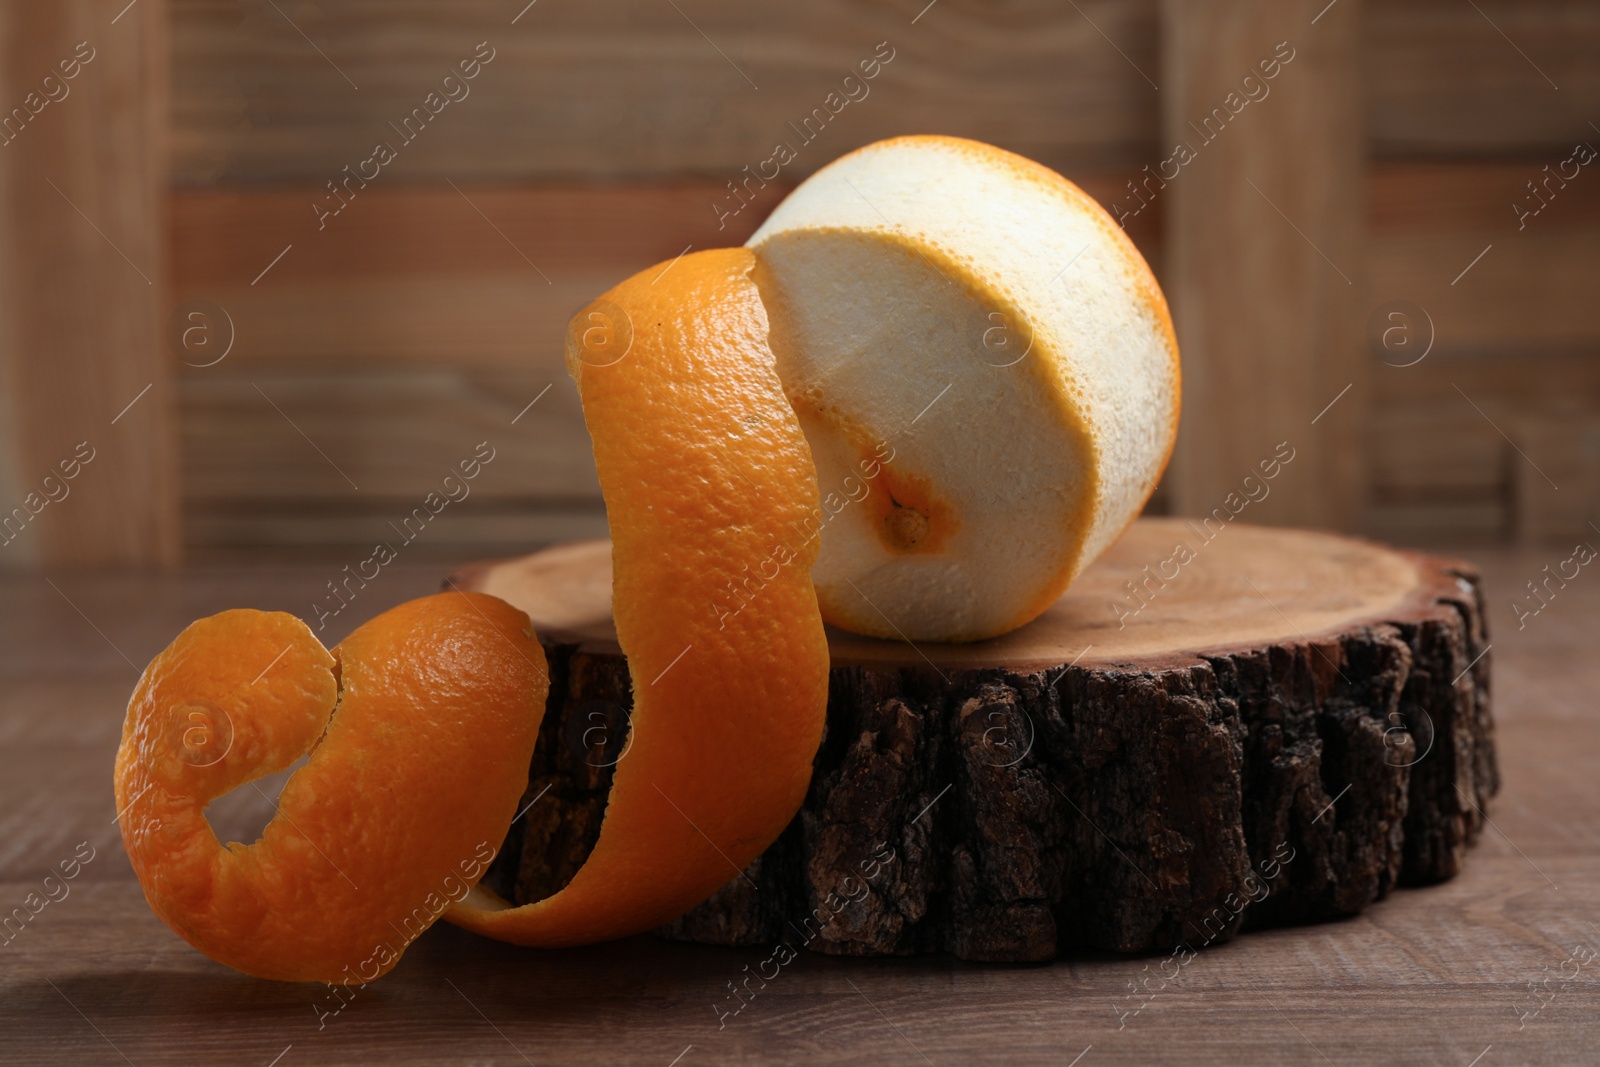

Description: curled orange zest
[447,247,830,946]
[114,592,548,983]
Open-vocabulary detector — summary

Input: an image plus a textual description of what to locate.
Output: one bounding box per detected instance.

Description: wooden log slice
[451,518,1497,963]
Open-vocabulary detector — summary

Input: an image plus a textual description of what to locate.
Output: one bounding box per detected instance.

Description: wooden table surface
[2,548,1597,1066]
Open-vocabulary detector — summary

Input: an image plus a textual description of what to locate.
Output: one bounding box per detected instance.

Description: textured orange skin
[114,593,548,983]
[447,247,830,946]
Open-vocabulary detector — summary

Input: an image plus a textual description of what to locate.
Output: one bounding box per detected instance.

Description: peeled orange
[750,134,1180,641]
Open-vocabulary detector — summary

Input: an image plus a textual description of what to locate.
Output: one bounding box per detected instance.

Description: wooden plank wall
[166,0,1164,558]
[1366,0,1600,545]
[163,0,1600,558]
[0,0,179,567]
[1368,163,1600,545]
[1162,0,1365,531]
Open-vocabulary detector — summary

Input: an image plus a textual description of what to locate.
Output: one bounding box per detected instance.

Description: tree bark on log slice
[450,518,1497,963]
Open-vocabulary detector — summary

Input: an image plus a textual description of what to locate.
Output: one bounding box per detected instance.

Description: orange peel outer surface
[447,246,830,946]
[114,592,549,983]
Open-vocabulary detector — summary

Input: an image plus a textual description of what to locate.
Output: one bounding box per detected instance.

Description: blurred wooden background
[1,0,1597,567]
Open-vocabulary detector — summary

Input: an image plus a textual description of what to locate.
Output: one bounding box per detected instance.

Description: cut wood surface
[455,518,1498,962]
[0,549,1589,1065]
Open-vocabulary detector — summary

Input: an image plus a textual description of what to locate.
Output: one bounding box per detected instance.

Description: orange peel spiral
[114,592,548,982]
[446,246,830,946]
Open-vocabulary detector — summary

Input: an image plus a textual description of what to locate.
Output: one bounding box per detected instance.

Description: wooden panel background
[0,0,179,567]
[1366,163,1600,545]
[169,0,1161,184]
[1162,0,1365,530]
[1366,0,1600,157]
[167,175,1161,555]
[155,0,1600,558]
